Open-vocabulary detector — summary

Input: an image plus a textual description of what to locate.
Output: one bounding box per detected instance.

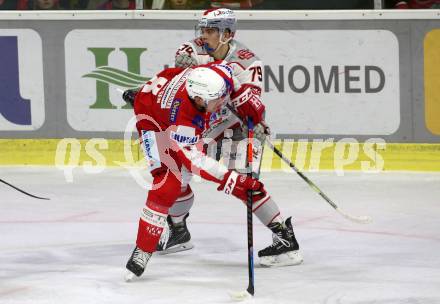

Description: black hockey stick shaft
[246,118,255,296]
[225,104,371,224]
[0,178,50,200]
[265,141,338,208]
[264,140,373,223]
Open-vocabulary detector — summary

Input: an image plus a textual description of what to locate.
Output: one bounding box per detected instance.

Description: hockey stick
[230,118,255,302]
[264,140,371,224]
[245,118,255,296]
[225,104,371,224]
[0,178,50,200]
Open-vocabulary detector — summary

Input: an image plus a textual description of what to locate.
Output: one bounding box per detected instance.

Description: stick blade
[355,215,373,224]
[337,208,372,224]
[229,290,253,302]
[124,271,135,282]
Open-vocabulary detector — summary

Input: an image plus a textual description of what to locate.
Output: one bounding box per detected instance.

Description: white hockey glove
[242,120,271,144]
[175,54,198,68]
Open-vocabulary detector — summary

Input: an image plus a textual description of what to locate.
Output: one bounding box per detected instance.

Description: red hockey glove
[217,170,267,202]
[236,94,265,125]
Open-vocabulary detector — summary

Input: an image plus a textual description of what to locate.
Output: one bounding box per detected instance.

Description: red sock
[136,202,168,253]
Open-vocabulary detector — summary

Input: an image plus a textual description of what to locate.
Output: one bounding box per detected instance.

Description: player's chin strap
[218,33,232,47]
[225,104,372,225]
[206,33,232,54]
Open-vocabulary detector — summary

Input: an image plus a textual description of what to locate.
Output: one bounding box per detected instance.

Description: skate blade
[157,242,194,255]
[259,250,303,267]
[124,271,136,282]
[229,290,253,302]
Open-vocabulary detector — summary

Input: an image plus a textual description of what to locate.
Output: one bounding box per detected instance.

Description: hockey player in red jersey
[157,8,303,268]
[124,64,273,280]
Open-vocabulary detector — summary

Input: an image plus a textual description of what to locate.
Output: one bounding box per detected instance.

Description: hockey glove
[242,121,270,144]
[217,170,267,202]
[236,94,265,125]
[175,54,198,68]
[122,88,140,107]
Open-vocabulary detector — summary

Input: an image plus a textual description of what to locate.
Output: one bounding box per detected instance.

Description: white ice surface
[1,167,440,304]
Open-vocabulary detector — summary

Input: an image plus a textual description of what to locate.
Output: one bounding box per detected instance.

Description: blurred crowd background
[1,0,439,10]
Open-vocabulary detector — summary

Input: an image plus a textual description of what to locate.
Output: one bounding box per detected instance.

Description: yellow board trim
[1,139,440,171]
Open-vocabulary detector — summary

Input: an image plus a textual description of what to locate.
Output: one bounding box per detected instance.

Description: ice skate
[157,213,193,254]
[125,246,152,281]
[258,217,303,267]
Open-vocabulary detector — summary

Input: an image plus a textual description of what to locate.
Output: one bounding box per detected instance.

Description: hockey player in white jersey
[157,8,303,267]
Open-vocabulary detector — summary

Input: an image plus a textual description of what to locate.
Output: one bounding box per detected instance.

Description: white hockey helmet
[197,8,237,38]
[185,66,232,104]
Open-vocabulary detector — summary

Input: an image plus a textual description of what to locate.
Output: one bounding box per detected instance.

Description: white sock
[171,214,186,224]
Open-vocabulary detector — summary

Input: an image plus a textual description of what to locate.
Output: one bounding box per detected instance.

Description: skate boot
[258,217,303,267]
[125,246,152,281]
[156,213,193,254]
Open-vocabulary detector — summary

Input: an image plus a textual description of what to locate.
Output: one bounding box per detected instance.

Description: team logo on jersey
[169,98,182,123]
[237,49,255,60]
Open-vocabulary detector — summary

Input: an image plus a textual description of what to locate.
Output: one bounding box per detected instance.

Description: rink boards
[0,10,439,171]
